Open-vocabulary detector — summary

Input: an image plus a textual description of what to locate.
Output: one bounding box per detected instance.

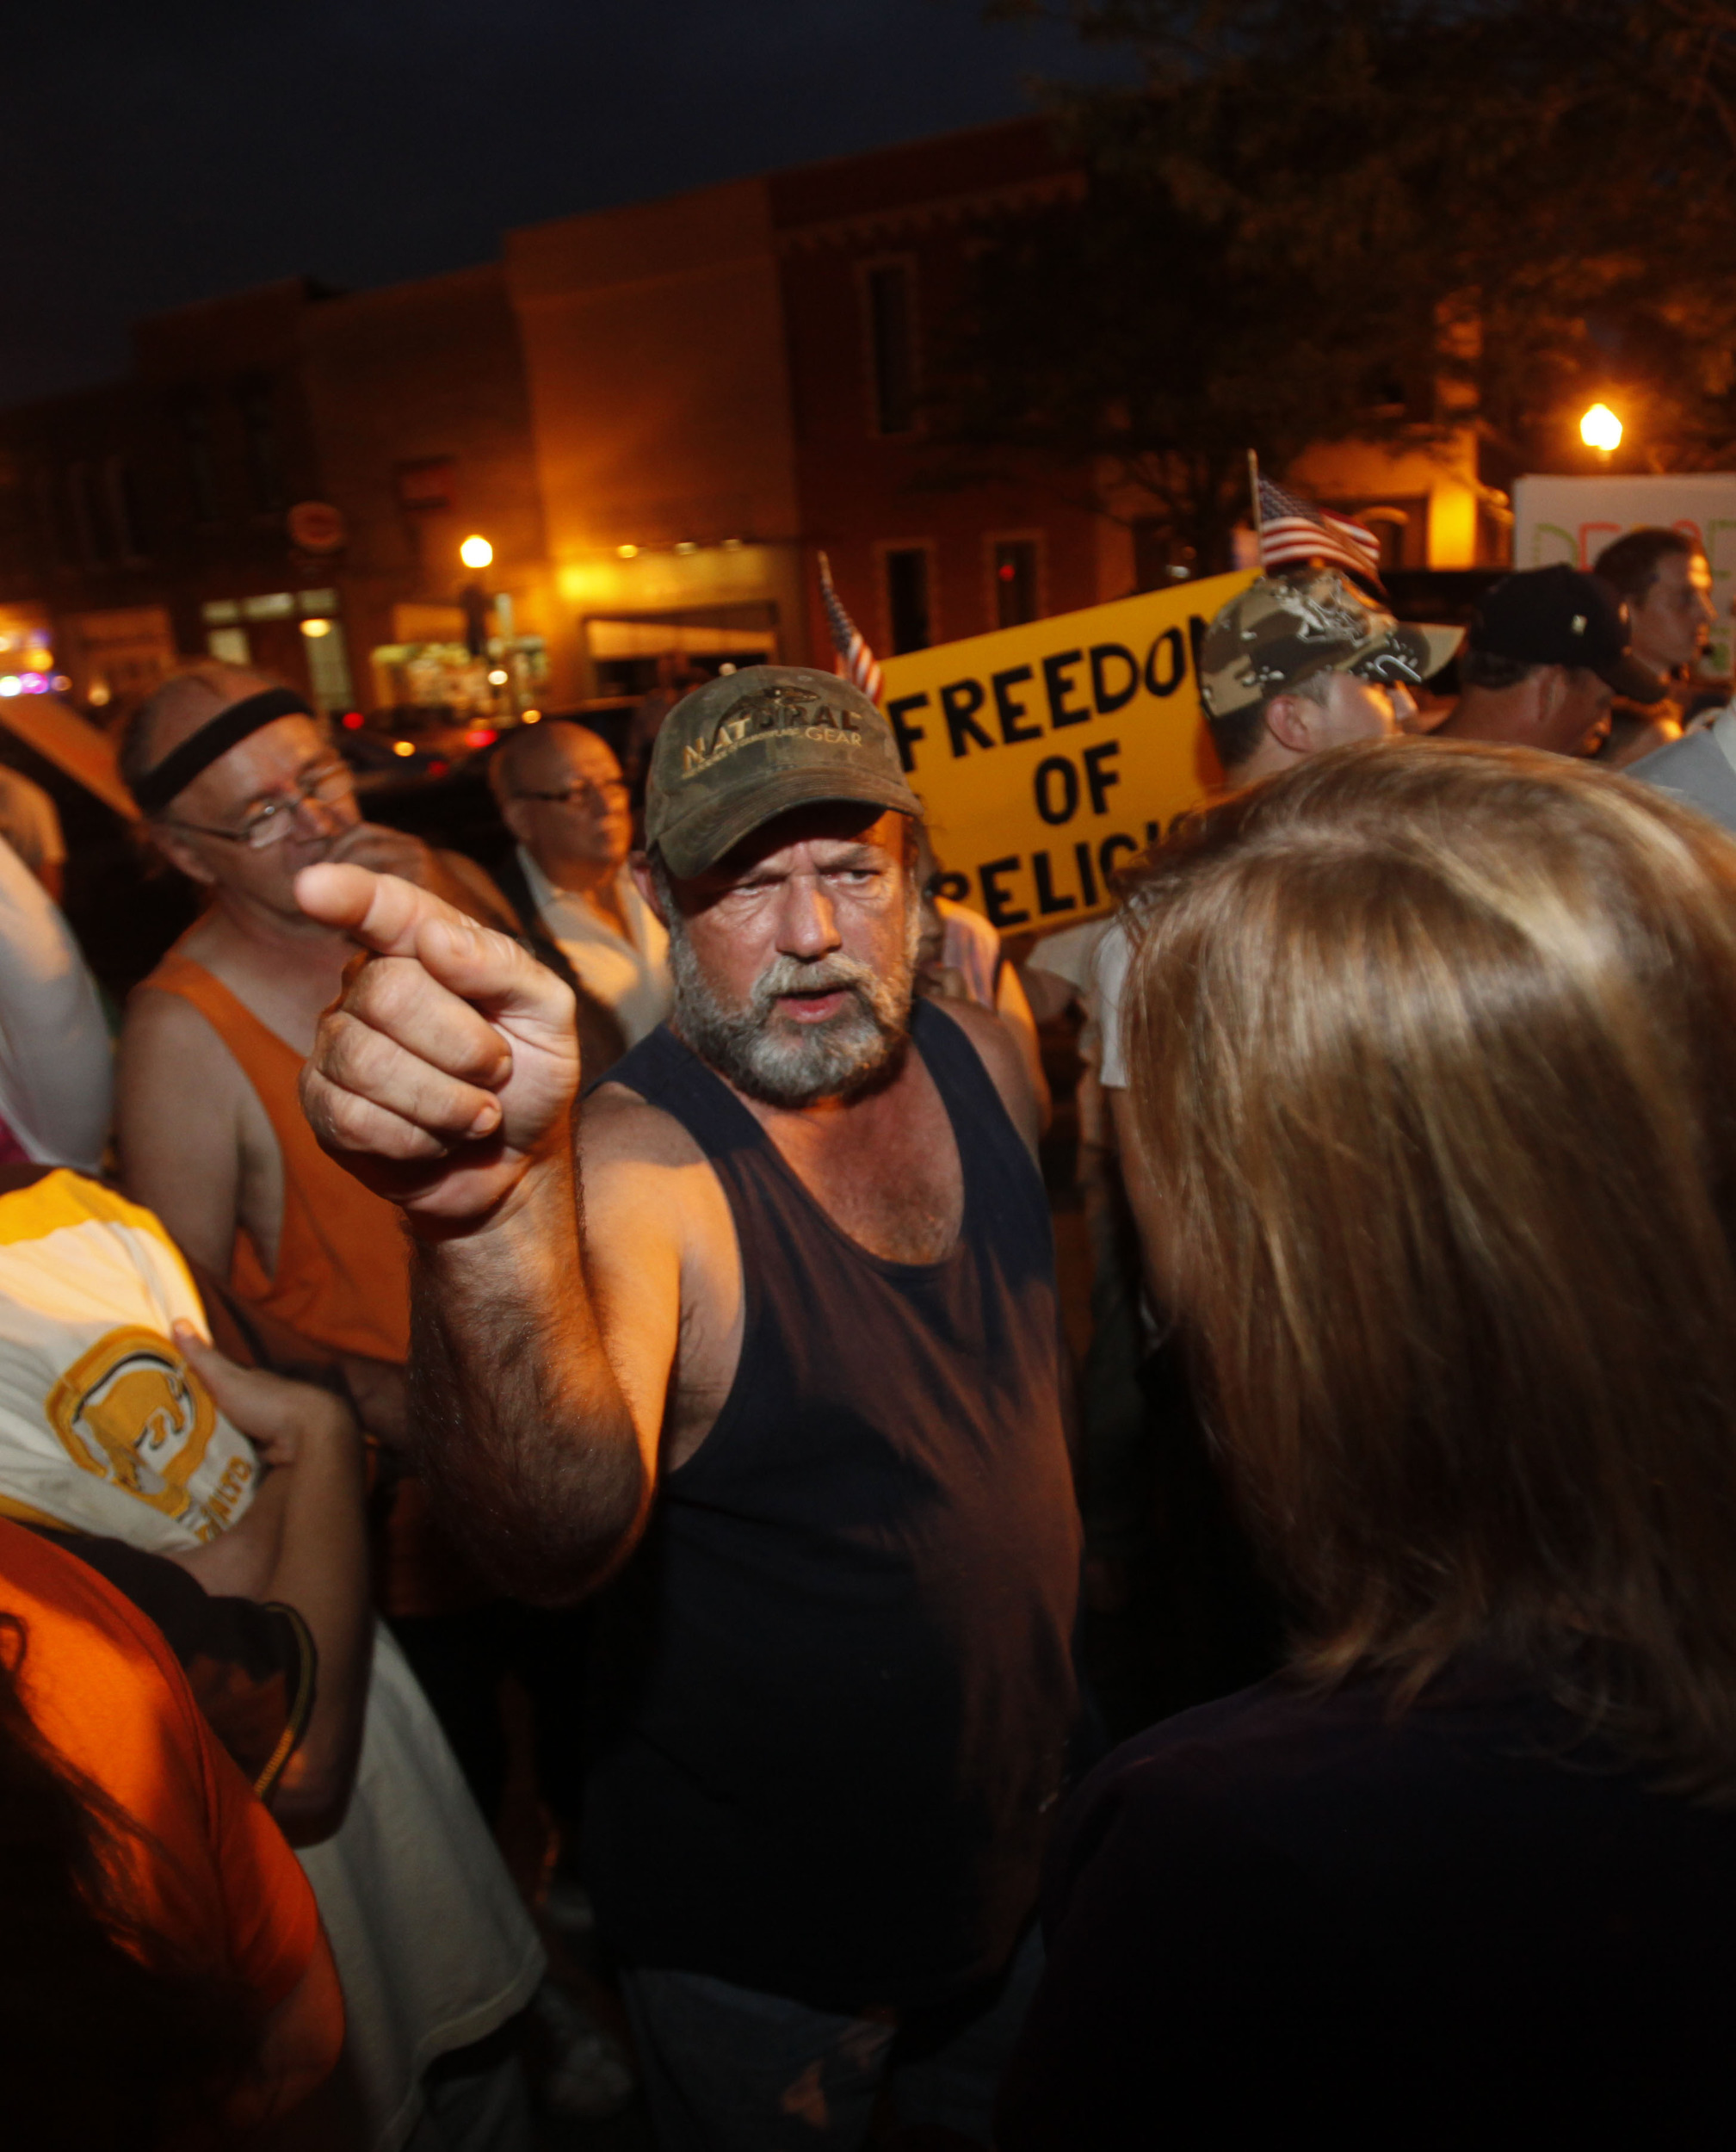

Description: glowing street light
[459,534,494,570]
[1580,404,1622,454]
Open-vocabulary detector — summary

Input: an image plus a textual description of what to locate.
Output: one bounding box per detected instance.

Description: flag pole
[817,550,846,684]
[1246,448,1263,541]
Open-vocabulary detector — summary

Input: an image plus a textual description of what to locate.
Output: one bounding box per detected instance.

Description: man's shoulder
[123,968,225,1048]
[922,996,1038,1148]
[583,1078,709,1173]
[130,918,250,1009]
[926,991,1017,1068]
[119,962,255,1117]
[578,1079,730,1287]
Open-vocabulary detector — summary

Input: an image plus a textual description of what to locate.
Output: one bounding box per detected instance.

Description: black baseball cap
[645,665,921,877]
[1469,566,1665,703]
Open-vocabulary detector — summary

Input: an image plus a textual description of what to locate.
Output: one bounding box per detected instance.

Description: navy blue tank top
[583,999,1082,2010]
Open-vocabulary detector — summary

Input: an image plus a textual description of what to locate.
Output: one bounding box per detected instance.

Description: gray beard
[664,894,919,1110]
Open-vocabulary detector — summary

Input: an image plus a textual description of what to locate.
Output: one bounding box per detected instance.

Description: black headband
[133,687,317,815]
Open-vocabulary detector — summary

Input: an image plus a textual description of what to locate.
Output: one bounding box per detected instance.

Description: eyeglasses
[166,762,356,850]
[514,777,630,811]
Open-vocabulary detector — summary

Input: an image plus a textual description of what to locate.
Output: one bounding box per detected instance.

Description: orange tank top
[139,949,411,1364]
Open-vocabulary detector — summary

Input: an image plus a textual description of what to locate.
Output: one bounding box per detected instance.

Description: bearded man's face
[650,807,919,1110]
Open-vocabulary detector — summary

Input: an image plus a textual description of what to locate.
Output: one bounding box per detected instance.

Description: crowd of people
[1,532,1734,2149]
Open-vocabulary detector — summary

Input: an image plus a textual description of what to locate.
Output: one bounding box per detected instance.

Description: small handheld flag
[1253,473,1384,591]
[818,552,884,705]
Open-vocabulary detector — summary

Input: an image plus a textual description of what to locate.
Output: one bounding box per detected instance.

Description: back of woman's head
[1122,739,1736,1795]
[0,1613,257,2147]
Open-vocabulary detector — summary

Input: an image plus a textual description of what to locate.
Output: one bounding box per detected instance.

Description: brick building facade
[0,115,1495,728]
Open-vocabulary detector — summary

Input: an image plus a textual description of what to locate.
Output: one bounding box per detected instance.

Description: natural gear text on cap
[646,665,923,879]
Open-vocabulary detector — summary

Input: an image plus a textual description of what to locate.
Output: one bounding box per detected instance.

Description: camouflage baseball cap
[1200,569,1463,721]
[645,665,921,878]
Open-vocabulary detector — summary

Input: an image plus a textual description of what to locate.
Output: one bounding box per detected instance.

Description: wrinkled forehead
[548,725,622,782]
[681,803,912,894]
[174,712,331,817]
[508,722,621,795]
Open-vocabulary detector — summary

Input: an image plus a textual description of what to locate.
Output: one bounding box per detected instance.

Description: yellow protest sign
[879,569,1256,928]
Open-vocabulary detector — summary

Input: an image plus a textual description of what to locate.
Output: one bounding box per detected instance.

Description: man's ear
[497,794,536,849]
[147,825,217,889]
[628,850,665,923]
[1528,665,1568,736]
[1261,690,1317,756]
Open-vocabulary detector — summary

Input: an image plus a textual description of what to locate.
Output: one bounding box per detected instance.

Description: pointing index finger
[297,861,571,1034]
[296,863,457,958]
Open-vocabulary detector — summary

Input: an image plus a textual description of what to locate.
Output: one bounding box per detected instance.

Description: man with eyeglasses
[116,665,510,1432]
[108,662,596,2144]
[488,719,671,1063]
[113,665,539,1766]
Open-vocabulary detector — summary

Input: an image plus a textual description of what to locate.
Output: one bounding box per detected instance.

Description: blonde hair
[1123,739,1736,1796]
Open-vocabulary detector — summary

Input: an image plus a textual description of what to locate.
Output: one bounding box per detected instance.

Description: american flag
[1256,475,1384,590]
[817,551,883,704]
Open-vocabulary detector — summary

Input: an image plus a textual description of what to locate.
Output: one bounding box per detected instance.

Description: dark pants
[621,1926,1044,2152]
[388,1602,593,1826]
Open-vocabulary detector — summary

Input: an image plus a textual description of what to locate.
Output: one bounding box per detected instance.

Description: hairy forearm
[407,1153,650,1605]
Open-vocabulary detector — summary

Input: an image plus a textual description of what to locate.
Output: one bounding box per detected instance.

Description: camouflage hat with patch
[1199,569,1463,721]
[645,665,922,878]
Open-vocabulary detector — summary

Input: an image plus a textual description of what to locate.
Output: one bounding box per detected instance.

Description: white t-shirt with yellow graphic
[0,1170,259,1547]
[0,1168,544,2151]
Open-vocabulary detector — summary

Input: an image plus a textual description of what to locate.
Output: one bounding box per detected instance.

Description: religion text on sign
[877,569,1254,928]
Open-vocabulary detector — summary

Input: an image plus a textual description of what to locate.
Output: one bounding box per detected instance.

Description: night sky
[5,0,1125,410]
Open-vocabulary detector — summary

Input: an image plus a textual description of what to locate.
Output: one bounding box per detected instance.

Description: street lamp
[1580,404,1622,455]
[460,534,494,570]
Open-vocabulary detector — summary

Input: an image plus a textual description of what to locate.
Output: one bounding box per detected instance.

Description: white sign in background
[1511,473,1736,675]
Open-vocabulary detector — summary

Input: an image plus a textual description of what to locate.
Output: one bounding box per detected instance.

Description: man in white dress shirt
[488,721,672,1066]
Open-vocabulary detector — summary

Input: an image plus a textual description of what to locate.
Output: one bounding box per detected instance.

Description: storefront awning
[0,696,138,820]
[585,601,779,661]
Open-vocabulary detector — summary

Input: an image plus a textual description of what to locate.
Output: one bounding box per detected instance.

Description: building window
[1328,497,1429,571]
[238,377,283,514]
[301,617,355,713]
[1476,502,1513,569]
[33,467,67,567]
[66,464,105,566]
[1132,518,1196,591]
[180,398,219,524]
[865,261,917,436]
[991,537,1041,628]
[1357,505,1410,570]
[105,456,148,563]
[884,545,932,653]
[396,457,456,513]
[207,626,250,665]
